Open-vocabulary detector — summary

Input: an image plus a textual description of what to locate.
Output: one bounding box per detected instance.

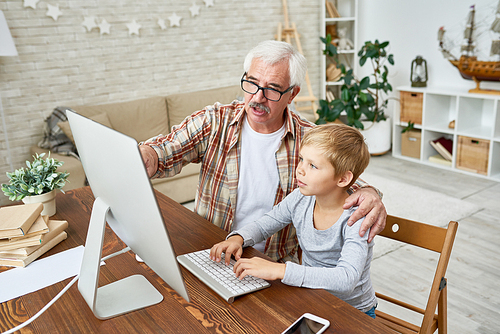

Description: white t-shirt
[233,116,285,252]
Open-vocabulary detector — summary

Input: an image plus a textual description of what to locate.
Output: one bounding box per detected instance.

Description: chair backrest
[375,215,458,334]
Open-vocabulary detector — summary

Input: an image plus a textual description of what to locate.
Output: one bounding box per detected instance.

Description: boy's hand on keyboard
[233,257,286,281]
[210,235,244,265]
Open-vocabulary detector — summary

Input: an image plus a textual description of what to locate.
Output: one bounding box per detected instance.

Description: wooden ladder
[276,0,318,117]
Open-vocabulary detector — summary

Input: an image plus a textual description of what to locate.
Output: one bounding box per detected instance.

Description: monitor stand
[78,197,164,320]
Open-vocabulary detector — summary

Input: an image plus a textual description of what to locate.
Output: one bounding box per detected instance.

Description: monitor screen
[67,109,189,319]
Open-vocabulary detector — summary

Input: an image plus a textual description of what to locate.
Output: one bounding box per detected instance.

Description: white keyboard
[177,249,270,303]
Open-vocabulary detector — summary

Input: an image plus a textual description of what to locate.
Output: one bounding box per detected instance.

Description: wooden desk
[0,187,392,333]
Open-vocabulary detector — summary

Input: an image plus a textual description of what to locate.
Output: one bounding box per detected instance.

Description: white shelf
[393,86,500,181]
[325,17,356,22]
[320,0,358,100]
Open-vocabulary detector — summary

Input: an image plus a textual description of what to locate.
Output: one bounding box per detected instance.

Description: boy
[210,124,377,318]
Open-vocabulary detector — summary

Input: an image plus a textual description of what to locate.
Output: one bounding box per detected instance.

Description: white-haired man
[140,40,386,263]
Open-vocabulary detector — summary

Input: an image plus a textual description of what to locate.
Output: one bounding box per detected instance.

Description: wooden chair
[374,215,459,334]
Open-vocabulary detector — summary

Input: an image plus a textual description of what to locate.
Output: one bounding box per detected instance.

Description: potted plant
[316,35,395,154]
[1,153,69,216]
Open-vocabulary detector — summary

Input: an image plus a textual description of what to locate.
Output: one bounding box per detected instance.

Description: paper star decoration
[168,13,182,27]
[189,3,201,17]
[82,16,97,32]
[46,4,62,21]
[23,0,40,10]
[126,20,141,36]
[157,18,167,30]
[98,19,111,35]
[203,0,214,7]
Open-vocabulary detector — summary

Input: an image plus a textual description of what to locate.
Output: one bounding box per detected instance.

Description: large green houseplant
[316,35,395,130]
[2,153,69,215]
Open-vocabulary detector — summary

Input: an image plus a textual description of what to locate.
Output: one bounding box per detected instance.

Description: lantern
[411,56,428,87]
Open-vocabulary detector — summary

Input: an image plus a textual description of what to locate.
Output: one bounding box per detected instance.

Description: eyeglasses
[240,73,294,102]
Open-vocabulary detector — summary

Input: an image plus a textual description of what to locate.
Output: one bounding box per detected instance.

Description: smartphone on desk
[281,313,330,334]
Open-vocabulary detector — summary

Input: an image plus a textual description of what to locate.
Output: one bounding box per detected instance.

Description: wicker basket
[456,136,489,175]
[400,91,423,124]
[401,130,421,159]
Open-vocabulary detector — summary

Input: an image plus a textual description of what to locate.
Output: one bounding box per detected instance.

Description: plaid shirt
[144,101,367,263]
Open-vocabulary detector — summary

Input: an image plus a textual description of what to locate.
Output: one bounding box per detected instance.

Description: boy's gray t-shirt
[230,188,377,313]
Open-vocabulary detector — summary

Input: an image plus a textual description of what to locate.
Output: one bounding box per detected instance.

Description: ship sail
[461,44,475,53]
[461,5,475,56]
[493,1,500,33]
[438,27,457,60]
[492,18,500,32]
[437,27,445,41]
[491,40,500,56]
[492,1,500,57]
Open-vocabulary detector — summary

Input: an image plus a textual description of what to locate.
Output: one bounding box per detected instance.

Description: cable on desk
[1,247,131,334]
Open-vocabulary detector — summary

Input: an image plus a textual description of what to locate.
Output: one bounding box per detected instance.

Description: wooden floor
[366,155,500,334]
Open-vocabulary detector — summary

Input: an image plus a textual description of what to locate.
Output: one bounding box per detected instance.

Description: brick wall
[0,0,321,206]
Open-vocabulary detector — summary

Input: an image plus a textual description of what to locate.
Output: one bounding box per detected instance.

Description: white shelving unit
[320,0,358,100]
[393,86,500,182]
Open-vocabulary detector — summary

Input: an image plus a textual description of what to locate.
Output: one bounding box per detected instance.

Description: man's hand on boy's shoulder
[343,187,387,243]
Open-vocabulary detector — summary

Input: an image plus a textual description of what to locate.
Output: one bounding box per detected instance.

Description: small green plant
[401,121,415,133]
[316,35,395,129]
[1,153,69,201]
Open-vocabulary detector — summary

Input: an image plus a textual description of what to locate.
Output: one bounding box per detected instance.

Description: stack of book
[429,137,453,166]
[0,203,68,267]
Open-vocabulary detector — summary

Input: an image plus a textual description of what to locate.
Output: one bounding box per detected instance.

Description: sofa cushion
[71,96,169,142]
[58,112,113,143]
[166,85,242,128]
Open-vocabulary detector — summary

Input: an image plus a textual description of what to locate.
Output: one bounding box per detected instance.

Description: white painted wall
[357,0,500,104]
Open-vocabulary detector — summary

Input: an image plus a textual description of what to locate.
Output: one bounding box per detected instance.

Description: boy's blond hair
[301,124,370,188]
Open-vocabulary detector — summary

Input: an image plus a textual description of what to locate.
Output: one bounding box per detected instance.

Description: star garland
[22,0,216,37]
[23,0,40,10]
[46,4,62,21]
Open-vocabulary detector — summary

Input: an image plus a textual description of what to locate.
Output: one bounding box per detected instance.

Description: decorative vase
[361,117,392,155]
[22,189,57,216]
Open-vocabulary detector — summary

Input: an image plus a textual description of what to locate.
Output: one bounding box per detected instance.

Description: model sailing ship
[438,1,500,94]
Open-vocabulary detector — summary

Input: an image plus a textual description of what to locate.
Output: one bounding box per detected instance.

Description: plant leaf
[359,77,370,90]
[379,41,389,48]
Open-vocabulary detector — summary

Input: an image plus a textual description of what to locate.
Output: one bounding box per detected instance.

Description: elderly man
[140,40,386,263]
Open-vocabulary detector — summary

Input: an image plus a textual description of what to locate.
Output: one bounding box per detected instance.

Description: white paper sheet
[0,245,84,303]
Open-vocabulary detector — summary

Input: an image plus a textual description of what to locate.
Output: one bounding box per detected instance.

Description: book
[430,137,453,161]
[428,154,452,166]
[0,233,43,252]
[9,215,49,241]
[325,1,340,18]
[0,231,67,267]
[0,203,43,239]
[326,90,336,102]
[0,220,68,256]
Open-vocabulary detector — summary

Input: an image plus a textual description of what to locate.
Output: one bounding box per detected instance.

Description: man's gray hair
[243,40,307,88]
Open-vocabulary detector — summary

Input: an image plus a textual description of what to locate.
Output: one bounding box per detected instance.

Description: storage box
[401,129,421,159]
[456,136,490,175]
[400,91,423,124]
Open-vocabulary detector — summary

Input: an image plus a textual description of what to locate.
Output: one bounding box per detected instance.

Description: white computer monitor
[66,109,190,320]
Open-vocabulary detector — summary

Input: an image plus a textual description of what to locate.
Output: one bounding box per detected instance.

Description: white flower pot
[22,189,57,216]
[361,117,392,155]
